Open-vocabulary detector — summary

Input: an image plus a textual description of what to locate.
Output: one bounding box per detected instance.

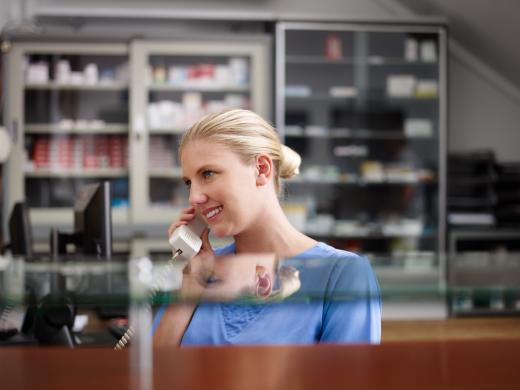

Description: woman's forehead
[181,139,243,170]
[182,139,230,159]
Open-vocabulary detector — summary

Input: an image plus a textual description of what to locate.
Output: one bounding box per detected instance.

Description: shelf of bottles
[145,53,252,215]
[21,50,130,224]
[277,23,446,277]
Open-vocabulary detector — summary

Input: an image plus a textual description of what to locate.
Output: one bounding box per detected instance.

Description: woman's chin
[211,223,239,238]
[210,226,229,237]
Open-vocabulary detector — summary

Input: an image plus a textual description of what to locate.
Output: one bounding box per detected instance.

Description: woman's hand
[167,206,197,238]
[180,228,216,300]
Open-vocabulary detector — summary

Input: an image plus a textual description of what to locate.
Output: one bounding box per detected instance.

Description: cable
[0,304,14,329]
[114,249,183,350]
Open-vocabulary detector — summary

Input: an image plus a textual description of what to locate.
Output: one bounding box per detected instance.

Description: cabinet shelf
[25,82,128,91]
[290,177,435,186]
[284,127,433,140]
[148,128,185,135]
[148,84,249,92]
[30,207,129,227]
[305,230,432,239]
[285,94,355,100]
[25,168,129,178]
[25,123,128,134]
[286,55,438,67]
[149,168,183,179]
[285,94,437,101]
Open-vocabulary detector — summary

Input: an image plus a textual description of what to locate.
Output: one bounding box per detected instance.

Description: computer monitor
[8,202,34,257]
[74,181,113,260]
[50,181,113,260]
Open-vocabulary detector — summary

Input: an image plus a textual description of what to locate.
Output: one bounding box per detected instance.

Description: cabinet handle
[10,119,19,145]
[134,114,145,141]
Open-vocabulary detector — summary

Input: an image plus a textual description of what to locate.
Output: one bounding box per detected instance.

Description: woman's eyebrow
[182,164,216,181]
[196,164,218,174]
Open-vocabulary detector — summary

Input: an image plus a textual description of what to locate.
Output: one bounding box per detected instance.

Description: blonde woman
[153,109,381,346]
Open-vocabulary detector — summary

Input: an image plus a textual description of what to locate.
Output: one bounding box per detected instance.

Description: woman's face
[180,139,260,237]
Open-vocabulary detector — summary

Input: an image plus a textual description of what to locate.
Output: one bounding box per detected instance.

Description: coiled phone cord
[114,249,183,350]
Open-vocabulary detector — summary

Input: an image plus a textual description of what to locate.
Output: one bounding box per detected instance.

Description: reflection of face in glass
[255,266,272,297]
[199,255,301,302]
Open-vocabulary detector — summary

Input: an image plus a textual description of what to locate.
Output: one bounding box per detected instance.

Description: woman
[153,109,381,346]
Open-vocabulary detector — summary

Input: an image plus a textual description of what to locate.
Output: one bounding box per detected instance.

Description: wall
[395,0,520,162]
[449,44,520,162]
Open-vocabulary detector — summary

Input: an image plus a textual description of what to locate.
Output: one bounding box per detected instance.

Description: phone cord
[0,305,14,328]
[114,249,183,350]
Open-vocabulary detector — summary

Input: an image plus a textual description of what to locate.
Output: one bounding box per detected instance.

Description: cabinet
[4,43,131,228]
[3,38,270,234]
[448,229,520,317]
[276,22,447,290]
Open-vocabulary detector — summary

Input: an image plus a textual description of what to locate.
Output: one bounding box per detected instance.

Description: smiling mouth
[205,206,223,220]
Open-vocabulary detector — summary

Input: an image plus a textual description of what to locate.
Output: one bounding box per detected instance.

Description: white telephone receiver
[168,213,207,261]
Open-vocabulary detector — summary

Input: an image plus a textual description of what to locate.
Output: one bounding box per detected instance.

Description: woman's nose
[189,186,208,206]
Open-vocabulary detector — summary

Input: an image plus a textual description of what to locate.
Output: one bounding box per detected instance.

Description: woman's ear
[255,266,272,297]
[255,154,272,187]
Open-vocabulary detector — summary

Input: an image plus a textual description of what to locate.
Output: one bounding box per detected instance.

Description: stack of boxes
[30,135,128,171]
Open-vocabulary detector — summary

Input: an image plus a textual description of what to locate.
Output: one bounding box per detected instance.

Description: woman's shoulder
[292,242,378,290]
[296,242,367,265]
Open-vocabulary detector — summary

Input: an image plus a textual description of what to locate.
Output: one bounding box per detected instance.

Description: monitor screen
[8,202,34,257]
[74,181,112,260]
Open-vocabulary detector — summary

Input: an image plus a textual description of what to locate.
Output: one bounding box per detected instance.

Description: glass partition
[2,251,518,349]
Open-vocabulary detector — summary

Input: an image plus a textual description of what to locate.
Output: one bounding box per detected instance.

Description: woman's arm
[153,303,198,347]
[154,222,215,347]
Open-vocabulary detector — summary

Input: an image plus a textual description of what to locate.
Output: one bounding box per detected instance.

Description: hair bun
[279,144,301,179]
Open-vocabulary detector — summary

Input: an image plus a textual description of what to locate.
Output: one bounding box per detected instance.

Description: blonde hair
[179,109,301,194]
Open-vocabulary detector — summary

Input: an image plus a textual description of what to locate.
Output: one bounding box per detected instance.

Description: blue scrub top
[160,242,381,345]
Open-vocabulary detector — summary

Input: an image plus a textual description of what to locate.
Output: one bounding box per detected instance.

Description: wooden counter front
[1,339,519,389]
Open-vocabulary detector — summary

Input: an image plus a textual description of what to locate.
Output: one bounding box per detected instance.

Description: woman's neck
[233,201,316,258]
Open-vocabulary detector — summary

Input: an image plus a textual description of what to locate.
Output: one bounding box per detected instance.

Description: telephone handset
[168,213,207,261]
[114,213,207,350]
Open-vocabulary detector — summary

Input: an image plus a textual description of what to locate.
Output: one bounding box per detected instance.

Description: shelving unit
[276,22,447,293]
[4,43,131,227]
[3,38,270,235]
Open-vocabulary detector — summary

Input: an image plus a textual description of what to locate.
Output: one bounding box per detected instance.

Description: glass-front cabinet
[3,38,270,235]
[130,39,270,225]
[276,22,447,294]
[5,43,131,227]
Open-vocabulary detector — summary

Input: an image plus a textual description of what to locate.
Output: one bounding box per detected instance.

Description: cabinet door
[130,39,270,226]
[276,23,447,289]
[5,43,130,229]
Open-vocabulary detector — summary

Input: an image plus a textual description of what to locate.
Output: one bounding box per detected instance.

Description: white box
[404,119,433,137]
[386,75,416,97]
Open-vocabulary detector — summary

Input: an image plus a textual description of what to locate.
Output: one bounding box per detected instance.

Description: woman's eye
[183,179,191,188]
[202,170,215,179]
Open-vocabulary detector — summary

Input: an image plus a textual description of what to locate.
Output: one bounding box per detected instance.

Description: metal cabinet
[276,22,448,293]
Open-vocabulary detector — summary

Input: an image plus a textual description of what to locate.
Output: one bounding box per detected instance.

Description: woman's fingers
[167,207,196,237]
